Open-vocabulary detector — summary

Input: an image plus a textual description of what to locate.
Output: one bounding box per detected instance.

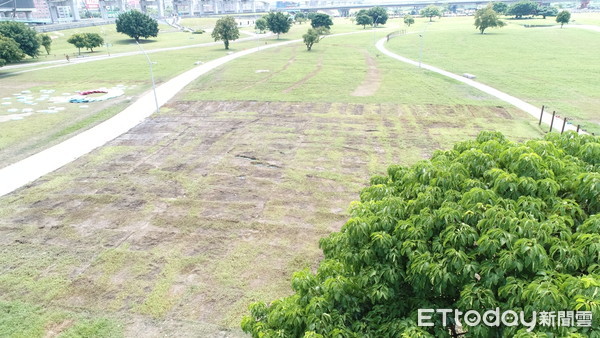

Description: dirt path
[282,57,323,93]
[375,37,583,135]
[351,52,381,97]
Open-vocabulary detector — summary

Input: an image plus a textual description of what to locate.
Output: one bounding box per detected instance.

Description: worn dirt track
[0,100,534,336]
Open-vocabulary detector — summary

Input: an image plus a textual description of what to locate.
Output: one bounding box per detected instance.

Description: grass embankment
[385,15,600,134]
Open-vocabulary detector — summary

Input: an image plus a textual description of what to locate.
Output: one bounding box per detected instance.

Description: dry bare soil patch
[0,100,540,336]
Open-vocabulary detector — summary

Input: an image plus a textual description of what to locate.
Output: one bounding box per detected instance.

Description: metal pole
[577,125,580,133]
[372,15,380,47]
[549,111,555,132]
[538,105,544,125]
[419,34,423,68]
[135,41,160,114]
[561,118,567,134]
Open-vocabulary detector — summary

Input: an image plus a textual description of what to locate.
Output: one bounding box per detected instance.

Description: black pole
[577,125,580,133]
[549,111,556,132]
[538,105,544,125]
[561,118,568,134]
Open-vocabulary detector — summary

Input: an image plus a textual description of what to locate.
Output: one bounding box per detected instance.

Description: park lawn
[15,23,215,64]
[386,15,600,134]
[0,39,275,167]
[0,14,551,337]
[185,31,507,107]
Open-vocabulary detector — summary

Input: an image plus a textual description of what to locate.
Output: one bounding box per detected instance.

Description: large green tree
[491,2,508,14]
[83,33,104,52]
[255,18,267,33]
[537,6,558,19]
[404,14,415,27]
[294,12,307,24]
[507,1,538,19]
[0,21,40,58]
[38,34,52,55]
[264,12,292,39]
[0,35,25,66]
[421,5,442,22]
[310,13,333,30]
[67,33,87,55]
[211,16,239,50]
[302,28,321,51]
[115,10,159,42]
[556,10,571,28]
[367,6,388,26]
[242,131,600,337]
[474,5,506,34]
[356,14,373,29]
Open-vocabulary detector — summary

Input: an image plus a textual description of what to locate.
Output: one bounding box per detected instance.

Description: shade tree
[242,131,600,337]
[211,16,240,50]
[115,10,159,42]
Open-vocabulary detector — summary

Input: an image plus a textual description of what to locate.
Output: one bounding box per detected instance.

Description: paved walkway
[375,37,583,135]
[0,30,372,197]
[570,24,600,32]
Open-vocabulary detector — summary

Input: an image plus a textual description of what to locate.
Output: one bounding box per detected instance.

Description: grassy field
[0,44,243,167]
[0,18,397,168]
[386,15,600,134]
[0,12,596,337]
[17,23,216,64]
[0,22,549,336]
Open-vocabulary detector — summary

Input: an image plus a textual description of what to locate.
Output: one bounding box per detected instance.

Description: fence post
[538,105,544,125]
[549,111,556,132]
[577,125,580,133]
[561,118,567,134]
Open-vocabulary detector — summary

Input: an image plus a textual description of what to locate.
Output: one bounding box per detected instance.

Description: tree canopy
[537,6,558,19]
[115,10,159,42]
[303,28,321,51]
[242,131,600,337]
[556,10,571,28]
[404,14,415,27]
[67,33,104,54]
[67,34,87,55]
[367,6,389,26]
[491,2,508,14]
[0,21,40,58]
[264,12,292,39]
[255,18,267,33]
[507,1,538,19]
[0,35,25,67]
[39,34,52,55]
[356,14,373,29]
[474,5,506,34]
[211,16,240,50]
[310,13,333,30]
[421,5,442,22]
[294,12,307,24]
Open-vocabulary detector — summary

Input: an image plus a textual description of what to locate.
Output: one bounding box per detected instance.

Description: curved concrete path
[0,30,371,197]
[376,37,583,135]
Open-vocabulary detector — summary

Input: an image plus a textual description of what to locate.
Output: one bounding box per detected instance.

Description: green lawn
[15,22,216,64]
[386,15,600,134]
[0,38,284,166]
[0,12,561,338]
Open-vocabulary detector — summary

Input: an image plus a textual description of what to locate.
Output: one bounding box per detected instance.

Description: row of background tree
[0,22,51,67]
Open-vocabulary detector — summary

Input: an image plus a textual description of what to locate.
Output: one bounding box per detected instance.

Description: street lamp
[418,21,431,68]
[372,15,381,46]
[135,41,160,114]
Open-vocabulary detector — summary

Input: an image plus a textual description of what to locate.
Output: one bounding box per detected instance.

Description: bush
[242,131,600,337]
